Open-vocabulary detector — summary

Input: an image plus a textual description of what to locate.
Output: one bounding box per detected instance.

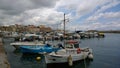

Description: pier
[0,38,10,68]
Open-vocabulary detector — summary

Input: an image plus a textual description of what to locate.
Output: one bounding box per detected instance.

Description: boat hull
[20,46,44,53]
[20,45,60,54]
[45,52,89,64]
[13,45,20,49]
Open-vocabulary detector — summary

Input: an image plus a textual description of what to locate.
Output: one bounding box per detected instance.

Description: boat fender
[36,56,41,61]
[77,48,81,54]
[88,53,93,60]
[68,55,73,66]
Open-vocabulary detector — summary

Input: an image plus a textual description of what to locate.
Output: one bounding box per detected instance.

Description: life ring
[77,48,81,54]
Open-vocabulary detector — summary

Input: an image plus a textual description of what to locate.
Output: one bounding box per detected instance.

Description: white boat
[44,42,93,65]
[45,14,93,65]
[10,33,44,49]
[10,41,44,49]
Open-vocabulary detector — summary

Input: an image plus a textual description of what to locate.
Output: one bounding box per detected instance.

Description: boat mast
[63,13,66,46]
[63,13,65,38]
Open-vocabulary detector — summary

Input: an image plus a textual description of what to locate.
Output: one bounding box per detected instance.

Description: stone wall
[0,38,10,68]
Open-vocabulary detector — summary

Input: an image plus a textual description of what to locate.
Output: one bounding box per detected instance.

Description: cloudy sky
[0,0,120,31]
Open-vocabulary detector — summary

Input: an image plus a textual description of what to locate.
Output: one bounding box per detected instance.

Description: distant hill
[99,30,120,33]
[86,30,120,33]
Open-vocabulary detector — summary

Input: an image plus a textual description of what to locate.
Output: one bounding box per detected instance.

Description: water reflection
[20,53,44,62]
[13,49,22,55]
[20,53,47,68]
[47,59,93,68]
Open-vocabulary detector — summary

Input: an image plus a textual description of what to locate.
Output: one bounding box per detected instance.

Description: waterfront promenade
[0,38,10,68]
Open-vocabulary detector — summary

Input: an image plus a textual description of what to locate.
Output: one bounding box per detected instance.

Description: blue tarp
[20,44,60,53]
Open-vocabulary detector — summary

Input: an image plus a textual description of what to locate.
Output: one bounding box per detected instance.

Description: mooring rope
[83,52,87,68]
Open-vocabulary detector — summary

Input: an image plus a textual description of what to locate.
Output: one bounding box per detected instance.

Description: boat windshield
[65,43,79,49]
[65,44,74,49]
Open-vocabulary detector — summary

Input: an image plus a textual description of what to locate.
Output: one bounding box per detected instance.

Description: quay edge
[0,38,10,68]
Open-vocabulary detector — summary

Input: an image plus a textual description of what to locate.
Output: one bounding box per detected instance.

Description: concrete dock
[0,38,10,68]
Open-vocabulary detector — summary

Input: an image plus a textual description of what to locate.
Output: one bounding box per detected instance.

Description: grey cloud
[0,0,59,26]
[0,0,59,15]
[31,0,58,8]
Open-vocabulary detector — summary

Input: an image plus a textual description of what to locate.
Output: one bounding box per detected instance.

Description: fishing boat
[20,43,61,54]
[45,14,93,66]
[44,41,93,65]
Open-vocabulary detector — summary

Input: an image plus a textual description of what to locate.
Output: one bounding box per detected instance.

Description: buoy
[68,55,73,66]
[36,57,41,61]
[88,53,93,59]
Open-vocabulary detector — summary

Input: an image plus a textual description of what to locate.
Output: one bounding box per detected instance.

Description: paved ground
[0,38,10,68]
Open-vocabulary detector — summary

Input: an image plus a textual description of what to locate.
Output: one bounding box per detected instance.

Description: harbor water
[3,33,120,68]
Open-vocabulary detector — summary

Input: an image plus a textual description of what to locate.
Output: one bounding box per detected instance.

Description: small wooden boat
[45,41,93,65]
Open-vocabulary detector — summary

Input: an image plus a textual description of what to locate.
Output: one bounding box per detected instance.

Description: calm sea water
[3,33,120,68]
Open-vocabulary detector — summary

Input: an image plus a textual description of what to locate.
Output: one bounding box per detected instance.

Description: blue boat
[20,44,61,53]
